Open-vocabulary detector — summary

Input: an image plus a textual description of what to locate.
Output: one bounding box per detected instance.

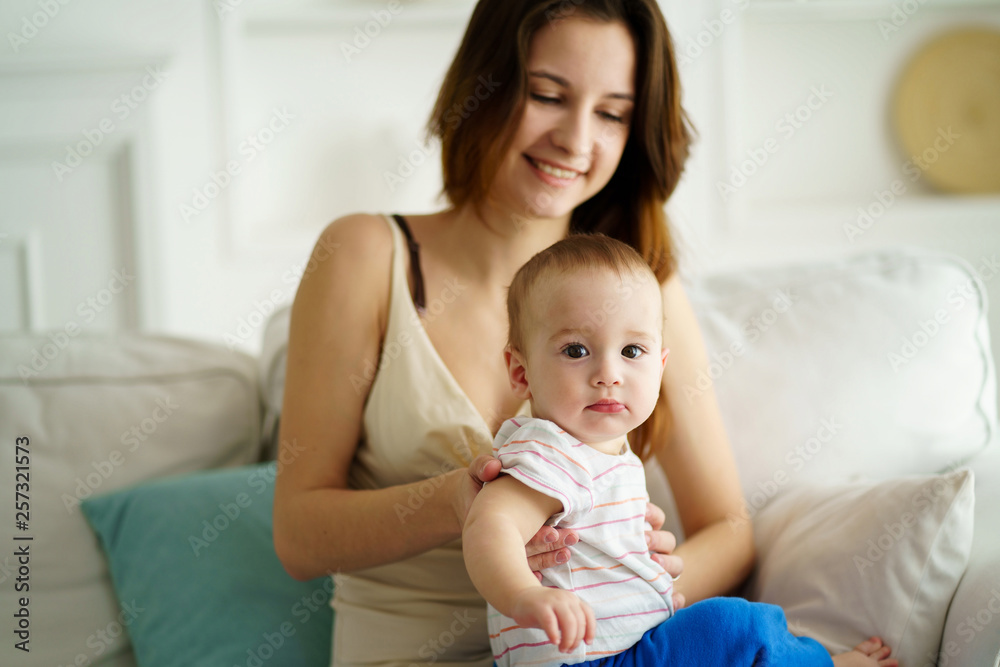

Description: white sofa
[1,245,997,667]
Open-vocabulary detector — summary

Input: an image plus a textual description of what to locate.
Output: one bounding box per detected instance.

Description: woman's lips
[524,155,582,188]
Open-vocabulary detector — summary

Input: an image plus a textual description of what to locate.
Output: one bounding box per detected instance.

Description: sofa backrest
[0,333,261,666]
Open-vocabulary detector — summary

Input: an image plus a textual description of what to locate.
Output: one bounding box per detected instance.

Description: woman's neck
[435,202,572,286]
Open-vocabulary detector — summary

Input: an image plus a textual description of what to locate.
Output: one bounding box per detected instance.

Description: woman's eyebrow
[528,70,634,101]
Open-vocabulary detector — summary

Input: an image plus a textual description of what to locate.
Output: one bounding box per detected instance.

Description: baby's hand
[511,587,596,654]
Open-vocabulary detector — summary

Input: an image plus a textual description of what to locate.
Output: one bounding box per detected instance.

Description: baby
[463,234,897,667]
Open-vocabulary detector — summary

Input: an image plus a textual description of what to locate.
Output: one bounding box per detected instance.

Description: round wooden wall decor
[892,27,1000,194]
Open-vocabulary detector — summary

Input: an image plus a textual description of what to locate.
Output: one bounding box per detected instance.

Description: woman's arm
[272,215,577,581]
[654,272,755,603]
[272,215,476,580]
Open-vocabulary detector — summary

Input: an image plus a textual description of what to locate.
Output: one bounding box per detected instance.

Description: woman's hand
[452,455,502,529]
[645,501,686,610]
[458,455,580,575]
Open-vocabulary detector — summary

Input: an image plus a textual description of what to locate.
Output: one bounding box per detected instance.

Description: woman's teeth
[530,158,579,179]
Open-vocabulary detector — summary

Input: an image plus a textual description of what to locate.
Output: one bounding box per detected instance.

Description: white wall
[3,0,999,361]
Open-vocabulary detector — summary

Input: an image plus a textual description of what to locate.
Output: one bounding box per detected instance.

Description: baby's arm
[463,475,596,653]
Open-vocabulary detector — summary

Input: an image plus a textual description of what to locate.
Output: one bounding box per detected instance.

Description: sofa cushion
[0,333,261,666]
[685,246,996,511]
[80,462,333,667]
[746,468,975,667]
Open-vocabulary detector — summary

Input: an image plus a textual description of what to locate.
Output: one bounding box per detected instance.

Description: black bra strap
[392,214,426,312]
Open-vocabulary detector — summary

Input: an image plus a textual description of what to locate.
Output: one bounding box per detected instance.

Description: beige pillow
[746,469,975,667]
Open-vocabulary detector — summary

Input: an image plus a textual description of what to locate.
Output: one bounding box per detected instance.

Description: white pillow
[745,469,975,667]
[687,248,996,504]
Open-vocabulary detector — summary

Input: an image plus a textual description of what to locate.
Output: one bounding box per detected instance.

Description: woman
[273,1,897,665]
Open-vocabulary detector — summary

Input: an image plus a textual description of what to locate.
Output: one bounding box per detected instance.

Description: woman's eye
[530,93,559,104]
[563,344,588,359]
[622,345,644,359]
[599,111,626,124]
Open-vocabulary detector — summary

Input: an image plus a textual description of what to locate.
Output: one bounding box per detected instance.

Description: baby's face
[513,267,667,448]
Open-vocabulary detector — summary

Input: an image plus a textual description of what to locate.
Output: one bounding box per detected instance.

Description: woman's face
[491,16,637,222]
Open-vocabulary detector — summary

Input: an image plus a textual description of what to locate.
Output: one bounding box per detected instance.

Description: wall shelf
[239,1,476,34]
[746,0,1000,22]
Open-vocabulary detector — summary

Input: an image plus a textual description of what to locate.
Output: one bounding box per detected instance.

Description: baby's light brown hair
[506,233,660,354]
[505,233,669,462]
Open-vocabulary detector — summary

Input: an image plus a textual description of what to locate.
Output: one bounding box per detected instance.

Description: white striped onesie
[488,417,675,667]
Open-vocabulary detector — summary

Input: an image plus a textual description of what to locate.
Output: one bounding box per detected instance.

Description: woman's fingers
[526,526,578,558]
[526,526,578,573]
[468,455,501,485]
[672,592,685,611]
[653,553,684,578]
[644,527,677,555]
[645,501,666,531]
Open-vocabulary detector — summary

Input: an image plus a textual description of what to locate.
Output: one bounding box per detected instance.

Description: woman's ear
[504,347,532,400]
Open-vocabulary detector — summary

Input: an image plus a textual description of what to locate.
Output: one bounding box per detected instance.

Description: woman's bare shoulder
[302,213,394,292]
[318,212,394,265]
[289,212,398,346]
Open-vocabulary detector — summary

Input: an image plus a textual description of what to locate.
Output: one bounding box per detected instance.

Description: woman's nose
[551,105,593,160]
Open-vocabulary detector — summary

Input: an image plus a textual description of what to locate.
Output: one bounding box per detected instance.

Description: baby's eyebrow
[626,330,657,341]
[548,327,584,343]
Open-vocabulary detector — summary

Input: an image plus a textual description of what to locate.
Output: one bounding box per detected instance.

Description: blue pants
[571,597,832,667]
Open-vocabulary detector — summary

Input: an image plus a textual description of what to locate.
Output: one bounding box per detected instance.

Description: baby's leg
[830,637,899,667]
[610,597,833,666]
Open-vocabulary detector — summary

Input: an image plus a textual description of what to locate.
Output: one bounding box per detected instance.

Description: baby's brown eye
[564,344,588,359]
[622,345,643,359]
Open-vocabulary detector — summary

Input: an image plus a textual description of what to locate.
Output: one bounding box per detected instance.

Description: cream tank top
[330,213,528,667]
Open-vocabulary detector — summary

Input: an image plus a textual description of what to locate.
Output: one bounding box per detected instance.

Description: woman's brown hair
[426,0,695,461]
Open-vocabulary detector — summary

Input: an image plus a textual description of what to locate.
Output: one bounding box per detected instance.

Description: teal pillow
[81,462,333,667]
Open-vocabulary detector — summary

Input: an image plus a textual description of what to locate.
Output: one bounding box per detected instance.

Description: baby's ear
[504,347,532,400]
[661,348,670,368]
